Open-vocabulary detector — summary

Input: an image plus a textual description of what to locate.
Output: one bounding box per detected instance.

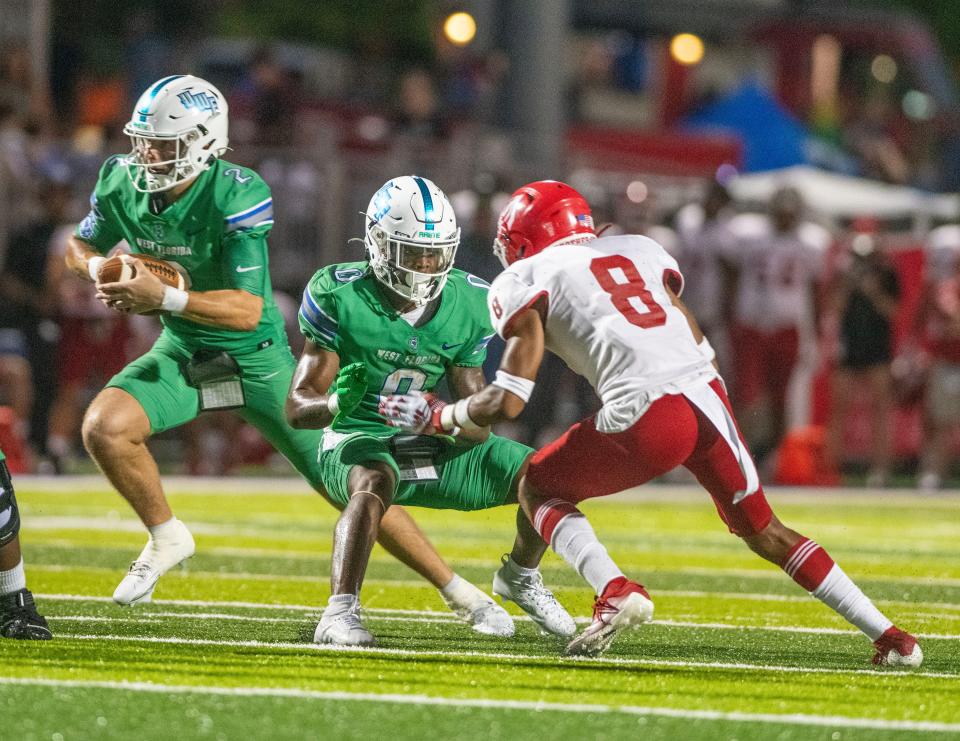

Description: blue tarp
[682,81,809,172]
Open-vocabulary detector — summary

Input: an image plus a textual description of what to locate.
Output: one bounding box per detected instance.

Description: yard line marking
[48,632,960,680]
[44,610,960,640]
[1,677,957,732]
[36,595,960,639]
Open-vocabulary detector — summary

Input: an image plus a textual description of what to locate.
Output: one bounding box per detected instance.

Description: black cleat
[1,589,52,640]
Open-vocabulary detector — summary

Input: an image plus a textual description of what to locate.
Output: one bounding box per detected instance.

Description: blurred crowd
[4,29,960,488]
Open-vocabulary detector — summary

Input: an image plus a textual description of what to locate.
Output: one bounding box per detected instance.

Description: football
[97,254,187,290]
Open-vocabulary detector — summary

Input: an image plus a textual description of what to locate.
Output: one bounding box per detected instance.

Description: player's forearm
[464,385,527,425]
[175,290,263,331]
[285,389,335,429]
[65,236,102,281]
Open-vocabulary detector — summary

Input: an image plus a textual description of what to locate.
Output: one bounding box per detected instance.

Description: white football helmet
[364,176,460,306]
[122,75,229,193]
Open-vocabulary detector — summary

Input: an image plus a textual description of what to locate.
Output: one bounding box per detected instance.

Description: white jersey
[674,203,737,329]
[488,234,717,433]
[724,215,830,331]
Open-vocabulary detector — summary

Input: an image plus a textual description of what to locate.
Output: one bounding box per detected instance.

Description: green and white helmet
[122,75,229,193]
[364,176,460,306]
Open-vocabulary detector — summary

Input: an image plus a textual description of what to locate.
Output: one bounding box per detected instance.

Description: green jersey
[298,263,495,436]
[75,155,285,353]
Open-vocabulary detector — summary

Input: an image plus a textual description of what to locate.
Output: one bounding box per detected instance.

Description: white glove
[378,391,443,433]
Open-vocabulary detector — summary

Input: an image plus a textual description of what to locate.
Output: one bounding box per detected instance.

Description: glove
[331,362,367,423]
[379,391,446,434]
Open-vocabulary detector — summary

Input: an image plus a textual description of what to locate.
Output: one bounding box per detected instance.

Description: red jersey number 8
[589,254,667,329]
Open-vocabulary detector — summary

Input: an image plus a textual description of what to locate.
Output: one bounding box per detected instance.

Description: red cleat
[565,577,654,657]
[872,626,923,667]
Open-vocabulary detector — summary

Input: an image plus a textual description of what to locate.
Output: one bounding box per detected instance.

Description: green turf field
[2,477,958,740]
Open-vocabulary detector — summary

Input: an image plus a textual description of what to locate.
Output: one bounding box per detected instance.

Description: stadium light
[443,11,477,46]
[670,33,704,66]
[871,55,898,84]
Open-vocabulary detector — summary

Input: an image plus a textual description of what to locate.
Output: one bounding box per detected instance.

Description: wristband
[452,398,483,432]
[492,370,535,403]
[327,393,340,417]
[88,256,105,282]
[698,337,716,363]
[439,403,458,433]
[161,286,189,313]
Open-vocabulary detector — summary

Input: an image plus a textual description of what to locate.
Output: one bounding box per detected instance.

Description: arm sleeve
[487,270,547,339]
[74,160,126,254]
[298,272,340,353]
[222,230,270,295]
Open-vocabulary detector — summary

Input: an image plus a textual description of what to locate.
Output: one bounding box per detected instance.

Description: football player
[0,445,51,639]
[64,75,512,635]
[287,175,575,646]
[381,180,923,666]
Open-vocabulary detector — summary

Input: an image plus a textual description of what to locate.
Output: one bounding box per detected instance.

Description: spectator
[915,249,960,491]
[674,181,737,377]
[0,177,71,467]
[725,187,831,462]
[825,220,900,486]
[395,68,448,141]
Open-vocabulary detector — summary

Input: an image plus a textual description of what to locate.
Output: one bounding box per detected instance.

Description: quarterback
[64,75,514,633]
[382,180,922,666]
[286,175,574,646]
[0,446,50,639]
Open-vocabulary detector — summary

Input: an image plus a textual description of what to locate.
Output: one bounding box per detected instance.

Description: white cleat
[112,521,196,606]
[440,579,515,637]
[565,577,654,657]
[493,557,576,637]
[314,596,376,647]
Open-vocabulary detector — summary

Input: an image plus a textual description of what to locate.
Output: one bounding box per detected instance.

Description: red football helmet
[493,180,596,268]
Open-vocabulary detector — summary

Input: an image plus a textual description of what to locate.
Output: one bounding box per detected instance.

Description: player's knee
[81,401,145,454]
[0,468,21,548]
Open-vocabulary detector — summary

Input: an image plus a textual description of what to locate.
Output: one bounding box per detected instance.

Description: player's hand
[332,362,368,420]
[379,391,446,434]
[96,256,165,314]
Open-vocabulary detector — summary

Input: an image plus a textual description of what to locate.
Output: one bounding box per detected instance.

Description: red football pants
[526,379,773,536]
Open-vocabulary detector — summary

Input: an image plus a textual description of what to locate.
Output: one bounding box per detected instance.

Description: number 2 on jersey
[589,254,666,329]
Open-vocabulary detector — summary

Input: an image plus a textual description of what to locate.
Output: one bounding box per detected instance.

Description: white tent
[728,165,960,224]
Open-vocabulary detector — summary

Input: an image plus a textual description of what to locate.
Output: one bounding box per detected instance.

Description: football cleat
[492,556,576,637]
[0,589,52,640]
[112,520,195,606]
[565,577,653,657]
[872,626,923,667]
[314,596,375,647]
[440,579,515,637]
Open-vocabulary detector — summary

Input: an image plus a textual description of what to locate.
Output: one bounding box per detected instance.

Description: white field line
[40,632,960,681]
[36,593,960,635]
[0,677,957,734]
[47,610,960,640]
[16,474,960,503]
[32,574,960,611]
[28,526,960,585]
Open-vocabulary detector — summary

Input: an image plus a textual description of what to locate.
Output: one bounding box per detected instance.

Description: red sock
[531,498,583,543]
[780,537,835,592]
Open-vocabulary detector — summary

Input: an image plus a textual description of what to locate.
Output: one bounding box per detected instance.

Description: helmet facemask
[124,129,212,193]
[365,221,459,306]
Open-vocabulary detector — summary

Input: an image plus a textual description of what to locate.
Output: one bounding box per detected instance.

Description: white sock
[325,593,358,615]
[148,517,183,541]
[0,558,27,596]
[812,564,893,641]
[551,514,624,594]
[440,574,489,607]
[502,556,539,578]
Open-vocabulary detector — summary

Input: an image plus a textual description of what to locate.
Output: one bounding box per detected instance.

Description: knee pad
[0,463,21,548]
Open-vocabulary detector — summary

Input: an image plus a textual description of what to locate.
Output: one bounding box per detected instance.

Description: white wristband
[439,403,458,433]
[452,398,483,432]
[492,370,535,403]
[161,286,189,314]
[327,393,340,416]
[698,337,716,363]
[88,256,105,282]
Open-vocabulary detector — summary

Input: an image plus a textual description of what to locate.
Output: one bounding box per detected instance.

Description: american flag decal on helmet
[577,214,594,229]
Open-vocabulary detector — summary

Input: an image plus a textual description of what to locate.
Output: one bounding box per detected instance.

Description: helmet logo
[371,181,395,222]
[177,90,220,114]
[577,214,594,228]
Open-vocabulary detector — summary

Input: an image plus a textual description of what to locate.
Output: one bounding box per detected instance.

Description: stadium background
[2,0,960,483]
